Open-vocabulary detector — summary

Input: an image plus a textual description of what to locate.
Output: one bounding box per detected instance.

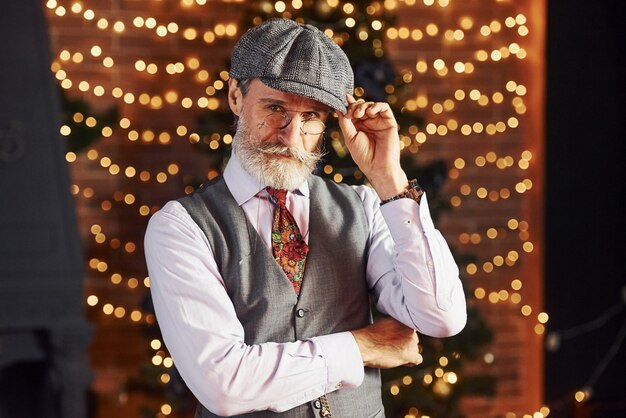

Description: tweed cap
[229,18,354,113]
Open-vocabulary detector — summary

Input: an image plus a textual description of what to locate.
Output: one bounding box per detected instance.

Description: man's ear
[228,78,243,116]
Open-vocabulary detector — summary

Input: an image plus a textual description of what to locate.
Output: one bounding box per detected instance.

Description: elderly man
[144,18,466,418]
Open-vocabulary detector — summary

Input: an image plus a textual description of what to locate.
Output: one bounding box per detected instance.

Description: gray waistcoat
[179,175,384,418]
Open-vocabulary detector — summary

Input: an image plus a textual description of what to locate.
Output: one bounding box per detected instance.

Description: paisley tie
[266,187,309,294]
[267,188,331,414]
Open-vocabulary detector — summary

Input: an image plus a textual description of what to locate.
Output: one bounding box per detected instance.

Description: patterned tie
[266,187,309,294]
[266,188,330,416]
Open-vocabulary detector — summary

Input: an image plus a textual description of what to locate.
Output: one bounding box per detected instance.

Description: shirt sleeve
[144,201,364,416]
[355,187,468,337]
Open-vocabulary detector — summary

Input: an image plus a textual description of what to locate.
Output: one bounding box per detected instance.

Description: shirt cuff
[312,332,364,392]
[380,198,423,241]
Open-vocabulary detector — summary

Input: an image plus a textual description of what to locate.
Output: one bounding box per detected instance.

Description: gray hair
[231,78,252,131]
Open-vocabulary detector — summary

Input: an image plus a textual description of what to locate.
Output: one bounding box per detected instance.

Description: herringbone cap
[229,18,354,113]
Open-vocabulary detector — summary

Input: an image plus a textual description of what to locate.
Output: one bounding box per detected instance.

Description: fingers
[413,341,423,366]
[337,111,357,144]
[407,352,424,367]
[343,94,391,120]
[405,330,423,367]
[337,94,356,121]
[383,319,422,367]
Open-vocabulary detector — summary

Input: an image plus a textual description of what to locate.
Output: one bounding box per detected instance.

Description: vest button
[296,308,305,318]
[313,399,321,409]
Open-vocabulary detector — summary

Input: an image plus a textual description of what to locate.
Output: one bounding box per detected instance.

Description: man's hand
[351,317,422,369]
[337,95,408,201]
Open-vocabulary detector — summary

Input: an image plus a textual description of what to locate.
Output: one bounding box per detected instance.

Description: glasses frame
[257,109,326,136]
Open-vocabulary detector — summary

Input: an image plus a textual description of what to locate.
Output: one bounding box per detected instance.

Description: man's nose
[278,117,303,148]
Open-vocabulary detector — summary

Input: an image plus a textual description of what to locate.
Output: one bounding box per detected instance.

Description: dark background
[546,0,626,416]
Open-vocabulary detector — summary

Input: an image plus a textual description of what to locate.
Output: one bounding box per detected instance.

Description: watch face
[409,178,423,191]
[408,188,424,204]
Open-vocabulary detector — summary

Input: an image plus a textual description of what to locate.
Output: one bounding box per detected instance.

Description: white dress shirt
[144,152,467,416]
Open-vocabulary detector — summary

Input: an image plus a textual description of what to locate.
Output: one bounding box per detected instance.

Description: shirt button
[335,382,343,388]
[313,399,322,409]
[296,309,305,318]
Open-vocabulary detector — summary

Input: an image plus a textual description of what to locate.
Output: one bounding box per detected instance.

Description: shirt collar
[224,151,310,206]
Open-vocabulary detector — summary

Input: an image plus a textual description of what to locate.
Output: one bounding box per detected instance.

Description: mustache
[257,143,324,164]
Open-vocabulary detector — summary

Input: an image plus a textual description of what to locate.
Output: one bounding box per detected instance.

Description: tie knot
[266,187,288,206]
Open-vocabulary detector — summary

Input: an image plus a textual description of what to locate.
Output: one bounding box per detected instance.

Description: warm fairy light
[152,355,163,366]
[574,390,589,403]
[446,372,457,384]
[113,21,125,32]
[151,339,162,350]
[161,404,172,415]
[130,310,142,321]
[114,307,126,318]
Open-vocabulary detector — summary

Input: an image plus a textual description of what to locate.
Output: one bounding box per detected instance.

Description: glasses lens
[264,113,290,130]
[302,120,325,135]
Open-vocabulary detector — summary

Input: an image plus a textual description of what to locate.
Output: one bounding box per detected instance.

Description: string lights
[46,0,546,417]
[544,288,626,409]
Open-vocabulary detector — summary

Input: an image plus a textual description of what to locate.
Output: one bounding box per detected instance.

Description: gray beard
[232,114,324,191]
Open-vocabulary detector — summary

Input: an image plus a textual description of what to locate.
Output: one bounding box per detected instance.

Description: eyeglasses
[257,109,326,136]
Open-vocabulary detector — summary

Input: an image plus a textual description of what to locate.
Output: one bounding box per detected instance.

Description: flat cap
[229,18,354,113]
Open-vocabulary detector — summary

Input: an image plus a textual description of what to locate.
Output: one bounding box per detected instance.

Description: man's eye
[268,105,284,113]
[302,112,319,120]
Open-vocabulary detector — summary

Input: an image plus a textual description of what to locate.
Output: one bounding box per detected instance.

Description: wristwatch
[380,178,424,205]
